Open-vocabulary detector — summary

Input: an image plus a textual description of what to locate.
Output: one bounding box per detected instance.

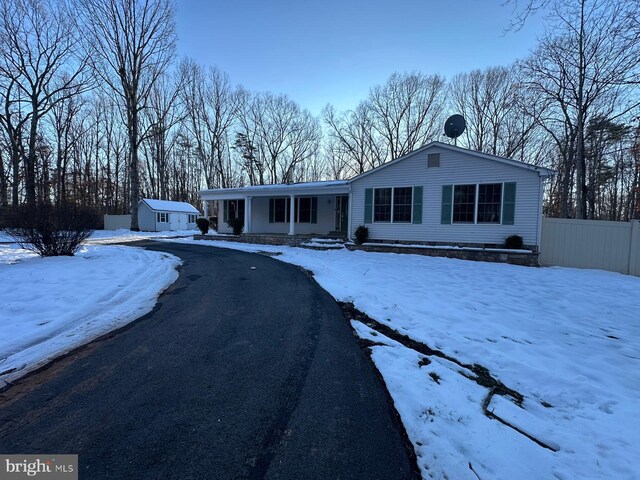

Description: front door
[335,195,349,232]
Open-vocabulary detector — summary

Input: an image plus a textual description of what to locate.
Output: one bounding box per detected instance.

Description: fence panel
[103,214,131,230]
[540,217,640,276]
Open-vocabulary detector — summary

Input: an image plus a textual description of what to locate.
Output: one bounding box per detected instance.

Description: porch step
[299,238,346,250]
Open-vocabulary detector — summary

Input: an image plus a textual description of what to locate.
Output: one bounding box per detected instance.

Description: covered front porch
[199,181,351,238]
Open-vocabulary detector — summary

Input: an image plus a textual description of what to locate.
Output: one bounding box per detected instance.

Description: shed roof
[141,199,199,213]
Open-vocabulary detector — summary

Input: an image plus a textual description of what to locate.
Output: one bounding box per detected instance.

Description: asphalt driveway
[0,241,418,479]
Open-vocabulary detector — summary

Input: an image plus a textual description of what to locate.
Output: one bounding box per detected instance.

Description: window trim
[372,186,414,224]
[450,182,505,225]
[157,212,168,223]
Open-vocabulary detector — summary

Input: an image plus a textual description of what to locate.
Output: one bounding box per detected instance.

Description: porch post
[203,200,209,219]
[347,191,353,241]
[288,194,295,235]
[244,196,251,234]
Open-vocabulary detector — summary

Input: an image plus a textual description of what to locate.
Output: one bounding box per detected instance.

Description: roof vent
[427,153,440,168]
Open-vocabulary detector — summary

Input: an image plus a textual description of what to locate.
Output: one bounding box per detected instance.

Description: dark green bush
[504,234,524,250]
[227,217,244,235]
[196,217,210,234]
[354,225,369,245]
[2,203,96,256]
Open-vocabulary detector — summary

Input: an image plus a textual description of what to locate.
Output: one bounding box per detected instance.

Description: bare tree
[180,60,241,189]
[322,103,385,176]
[513,0,640,217]
[78,0,176,230]
[141,73,184,199]
[246,93,321,184]
[450,66,540,159]
[0,0,89,205]
[367,72,446,160]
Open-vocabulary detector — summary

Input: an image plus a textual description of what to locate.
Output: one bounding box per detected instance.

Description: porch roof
[200,180,350,200]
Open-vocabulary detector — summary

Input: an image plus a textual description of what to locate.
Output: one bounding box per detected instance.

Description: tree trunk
[25,106,39,206]
[0,149,7,207]
[129,106,140,231]
[11,143,20,206]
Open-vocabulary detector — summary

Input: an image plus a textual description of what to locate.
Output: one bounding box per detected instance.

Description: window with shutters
[477,184,502,223]
[157,212,168,223]
[446,182,511,225]
[373,187,415,223]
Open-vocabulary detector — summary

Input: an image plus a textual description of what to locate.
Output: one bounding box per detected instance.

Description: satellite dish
[444,114,466,144]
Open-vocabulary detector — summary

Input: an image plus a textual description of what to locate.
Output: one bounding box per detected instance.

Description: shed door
[169,213,180,231]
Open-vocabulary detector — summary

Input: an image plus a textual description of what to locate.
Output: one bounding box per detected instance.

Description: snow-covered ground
[88,228,198,243]
[0,242,180,386]
[163,237,640,480]
[0,228,198,244]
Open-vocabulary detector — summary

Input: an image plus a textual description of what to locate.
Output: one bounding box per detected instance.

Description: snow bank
[0,244,180,385]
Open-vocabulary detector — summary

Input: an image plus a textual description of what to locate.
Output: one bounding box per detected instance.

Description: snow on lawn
[0,244,180,386]
[164,237,640,479]
[88,228,199,244]
[0,228,199,245]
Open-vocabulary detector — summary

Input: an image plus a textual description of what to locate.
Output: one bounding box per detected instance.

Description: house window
[453,185,476,223]
[374,188,392,222]
[393,187,413,223]
[297,197,312,223]
[223,199,245,226]
[228,200,244,220]
[374,187,415,223]
[274,197,290,223]
[157,212,168,223]
[477,184,502,223]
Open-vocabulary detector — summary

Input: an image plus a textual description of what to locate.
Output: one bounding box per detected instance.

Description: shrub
[1,203,97,257]
[504,234,524,250]
[196,217,210,234]
[354,225,369,245]
[227,217,244,235]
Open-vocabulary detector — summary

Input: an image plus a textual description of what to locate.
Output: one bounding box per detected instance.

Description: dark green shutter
[412,186,423,224]
[269,198,274,223]
[311,197,318,224]
[441,185,452,224]
[364,188,373,223]
[223,200,229,223]
[502,182,516,225]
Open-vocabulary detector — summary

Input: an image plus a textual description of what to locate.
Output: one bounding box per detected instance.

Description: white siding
[138,202,197,231]
[138,203,158,231]
[216,196,337,235]
[350,146,544,247]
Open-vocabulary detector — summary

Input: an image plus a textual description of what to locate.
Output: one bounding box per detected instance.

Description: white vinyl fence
[103,214,131,230]
[540,217,640,276]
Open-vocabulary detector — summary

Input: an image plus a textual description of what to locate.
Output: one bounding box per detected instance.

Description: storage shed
[138,199,199,232]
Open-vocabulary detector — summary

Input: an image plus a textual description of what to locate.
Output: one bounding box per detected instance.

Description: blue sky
[175,0,546,115]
